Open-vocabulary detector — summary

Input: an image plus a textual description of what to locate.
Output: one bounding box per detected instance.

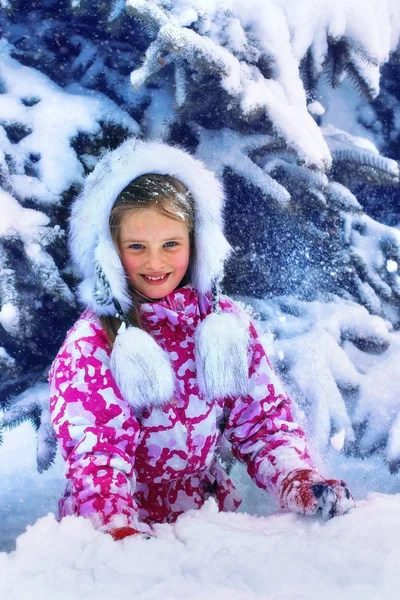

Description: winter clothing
[280,469,354,518]
[50,138,353,534]
[110,526,141,541]
[69,138,248,411]
[50,286,316,532]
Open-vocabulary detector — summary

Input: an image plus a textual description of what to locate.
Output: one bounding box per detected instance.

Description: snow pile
[1,408,400,600]
[0,493,399,600]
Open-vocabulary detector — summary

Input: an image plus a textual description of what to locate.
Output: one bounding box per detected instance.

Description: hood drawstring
[112,297,130,327]
[212,280,220,313]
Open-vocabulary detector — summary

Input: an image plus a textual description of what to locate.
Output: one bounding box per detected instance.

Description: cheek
[173,249,190,273]
[120,252,141,277]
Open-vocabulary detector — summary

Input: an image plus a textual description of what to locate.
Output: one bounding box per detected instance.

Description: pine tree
[1,0,400,472]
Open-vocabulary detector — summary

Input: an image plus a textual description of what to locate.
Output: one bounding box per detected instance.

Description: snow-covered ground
[3,493,400,600]
[2,423,400,599]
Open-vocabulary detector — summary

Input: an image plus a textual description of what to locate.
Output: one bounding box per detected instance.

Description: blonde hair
[100,173,195,345]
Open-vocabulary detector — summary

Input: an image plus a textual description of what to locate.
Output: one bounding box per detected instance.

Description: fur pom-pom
[110,325,175,411]
[195,312,250,399]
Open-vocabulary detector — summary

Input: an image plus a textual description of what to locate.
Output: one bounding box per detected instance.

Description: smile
[142,273,170,284]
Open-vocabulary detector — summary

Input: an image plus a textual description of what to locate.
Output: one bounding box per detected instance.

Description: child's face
[118,207,190,300]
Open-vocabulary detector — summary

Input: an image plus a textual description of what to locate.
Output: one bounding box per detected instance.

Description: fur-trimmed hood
[69,138,232,315]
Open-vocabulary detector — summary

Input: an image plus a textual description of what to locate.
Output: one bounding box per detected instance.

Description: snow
[0,423,398,599]
[128,0,400,170]
[1,422,400,599]
[242,295,400,466]
[0,302,18,335]
[308,101,325,116]
[0,347,15,369]
[386,260,398,273]
[196,127,290,205]
[0,38,139,204]
[349,332,400,459]
[0,189,49,239]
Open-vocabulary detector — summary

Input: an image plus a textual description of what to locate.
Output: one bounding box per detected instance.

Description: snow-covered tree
[1,0,400,474]
[0,35,138,468]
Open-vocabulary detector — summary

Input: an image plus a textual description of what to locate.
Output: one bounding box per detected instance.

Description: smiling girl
[49,139,354,540]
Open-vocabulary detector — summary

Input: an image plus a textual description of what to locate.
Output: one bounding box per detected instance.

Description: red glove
[280,469,354,519]
[109,526,141,541]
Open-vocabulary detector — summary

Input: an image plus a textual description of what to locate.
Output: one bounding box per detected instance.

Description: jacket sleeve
[223,320,317,506]
[49,324,147,533]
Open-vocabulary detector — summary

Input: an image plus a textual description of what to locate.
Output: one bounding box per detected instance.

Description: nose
[146,248,165,271]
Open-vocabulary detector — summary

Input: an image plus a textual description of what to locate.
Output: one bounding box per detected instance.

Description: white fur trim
[110,324,175,410]
[94,234,131,313]
[195,312,250,399]
[70,138,232,312]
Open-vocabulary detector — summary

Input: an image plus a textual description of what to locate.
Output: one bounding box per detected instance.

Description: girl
[49,139,354,540]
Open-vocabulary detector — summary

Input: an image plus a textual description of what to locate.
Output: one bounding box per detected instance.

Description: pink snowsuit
[49,285,315,532]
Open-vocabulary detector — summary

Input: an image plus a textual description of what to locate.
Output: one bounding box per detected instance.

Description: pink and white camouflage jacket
[49,286,315,533]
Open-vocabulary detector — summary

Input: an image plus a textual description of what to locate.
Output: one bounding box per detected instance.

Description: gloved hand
[108,526,142,541]
[280,469,354,519]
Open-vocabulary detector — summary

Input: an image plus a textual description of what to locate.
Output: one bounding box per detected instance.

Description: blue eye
[130,243,144,250]
[164,241,177,248]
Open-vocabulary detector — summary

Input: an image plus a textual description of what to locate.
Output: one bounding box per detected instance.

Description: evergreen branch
[127,0,169,32]
[196,126,290,205]
[0,247,20,337]
[128,5,330,169]
[0,346,16,374]
[266,158,329,206]
[2,381,57,472]
[256,52,275,81]
[345,38,380,67]
[130,21,236,95]
[353,276,382,315]
[2,384,46,430]
[36,409,58,473]
[25,241,75,304]
[345,214,400,313]
[174,62,187,107]
[326,182,362,213]
[351,252,393,301]
[324,127,399,185]
[108,0,126,23]
[345,56,379,101]
[332,149,399,183]
[0,367,45,409]
[324,39,349,89]
[299,49,320,101]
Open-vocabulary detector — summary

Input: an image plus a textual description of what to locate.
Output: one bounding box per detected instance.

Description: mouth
[141,273,170,285]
